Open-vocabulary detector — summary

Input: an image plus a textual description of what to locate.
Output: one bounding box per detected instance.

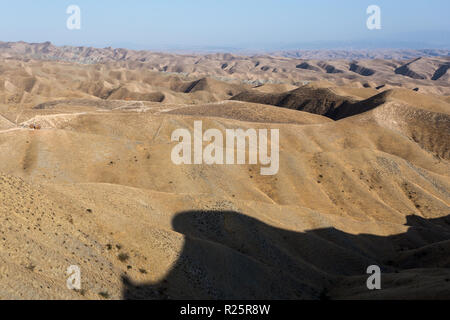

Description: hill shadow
[122,210,450,300]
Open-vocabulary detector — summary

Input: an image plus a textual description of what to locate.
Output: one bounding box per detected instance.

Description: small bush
[25,263,36,272]
[118,252,129,262]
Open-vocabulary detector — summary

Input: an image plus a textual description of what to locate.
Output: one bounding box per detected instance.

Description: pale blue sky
[0,1,449,50]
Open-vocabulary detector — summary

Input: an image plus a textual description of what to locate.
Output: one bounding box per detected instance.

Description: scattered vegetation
[118,252,129,262]
[25,263,36,272]
[75,289,87,296]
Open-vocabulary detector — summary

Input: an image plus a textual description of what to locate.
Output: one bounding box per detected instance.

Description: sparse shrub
[25,263,36,272]
[118,252,129,262]
[75,289,86,296]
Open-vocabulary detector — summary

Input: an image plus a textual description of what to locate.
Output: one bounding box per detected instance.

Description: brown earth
[0,47,449,300]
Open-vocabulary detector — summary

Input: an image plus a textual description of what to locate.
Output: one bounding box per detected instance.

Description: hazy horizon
[1,0,449,52]
[1,1,450,304]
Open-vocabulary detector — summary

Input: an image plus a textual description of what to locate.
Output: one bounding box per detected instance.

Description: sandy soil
[0,47,449,299]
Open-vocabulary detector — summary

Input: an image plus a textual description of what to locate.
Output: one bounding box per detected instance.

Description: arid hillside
[1,41,449,95]
[0,49,449,299]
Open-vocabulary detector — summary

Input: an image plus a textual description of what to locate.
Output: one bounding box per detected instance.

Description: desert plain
[0,42,449,299]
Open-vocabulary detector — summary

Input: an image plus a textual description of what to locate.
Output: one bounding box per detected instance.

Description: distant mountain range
[273,49,450,60]
[0,41,448,96]
[0,41,449,62]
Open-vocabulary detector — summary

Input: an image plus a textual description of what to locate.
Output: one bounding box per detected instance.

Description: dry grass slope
[0,52,449,299]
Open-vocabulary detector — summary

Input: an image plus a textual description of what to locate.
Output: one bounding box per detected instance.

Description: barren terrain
[0,42,449,299]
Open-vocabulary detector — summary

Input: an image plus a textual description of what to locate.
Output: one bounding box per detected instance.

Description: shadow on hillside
[121,210,450,300]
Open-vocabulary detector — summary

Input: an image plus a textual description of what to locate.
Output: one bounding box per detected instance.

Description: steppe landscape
[0,41,449,299]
